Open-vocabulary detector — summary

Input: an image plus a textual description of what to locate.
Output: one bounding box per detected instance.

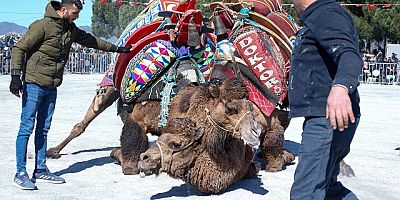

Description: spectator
[392,53,398,64]
[376,49,383,62]
[289,0,362,199]
[9,0,133,190]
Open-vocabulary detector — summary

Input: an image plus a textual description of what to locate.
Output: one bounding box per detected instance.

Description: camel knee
[70,121,87,138]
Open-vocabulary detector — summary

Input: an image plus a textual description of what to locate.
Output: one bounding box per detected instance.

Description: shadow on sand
[71,146,116,155]
[150,175,268,199]
[54,156,115,176]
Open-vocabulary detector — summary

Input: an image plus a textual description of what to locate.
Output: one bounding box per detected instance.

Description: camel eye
[170,141,182,150]
[225,102,238,115]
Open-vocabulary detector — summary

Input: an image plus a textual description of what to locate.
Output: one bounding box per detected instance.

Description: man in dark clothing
[10,0,132,190]
[289,0,362,199]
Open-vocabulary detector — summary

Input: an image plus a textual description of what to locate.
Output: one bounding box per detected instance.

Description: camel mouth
[138,160,161,177]
[240,119,261,148]
[139,169,153,178]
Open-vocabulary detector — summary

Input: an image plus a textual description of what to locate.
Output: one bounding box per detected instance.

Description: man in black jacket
[289,0,362,199]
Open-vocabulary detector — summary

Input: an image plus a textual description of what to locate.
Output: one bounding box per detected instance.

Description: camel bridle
[156,129,205,173]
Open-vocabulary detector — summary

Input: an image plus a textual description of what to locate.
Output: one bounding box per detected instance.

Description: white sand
[0,74,399,200]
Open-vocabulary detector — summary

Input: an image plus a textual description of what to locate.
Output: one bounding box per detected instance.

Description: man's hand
[326,85,355,131]
[116,45,133,53]
[10,75,23,97]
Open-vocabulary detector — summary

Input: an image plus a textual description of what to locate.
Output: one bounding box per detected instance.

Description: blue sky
[0,0,93,27]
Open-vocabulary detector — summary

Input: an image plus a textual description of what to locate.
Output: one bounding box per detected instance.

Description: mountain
[0,22,92,35]
[0,22,27,35]
[78,25,92,34]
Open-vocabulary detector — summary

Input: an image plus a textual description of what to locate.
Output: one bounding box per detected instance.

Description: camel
[111,77,263,176]
[108,77,263,194]
[138,117,259,194]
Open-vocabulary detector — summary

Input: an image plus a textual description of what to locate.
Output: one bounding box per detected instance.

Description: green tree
[91,0,400,48]
[115,1,147,36]
[91,0,120,38]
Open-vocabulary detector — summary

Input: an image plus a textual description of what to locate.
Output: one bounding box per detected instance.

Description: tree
[91,0,400,49]
[115,1,147,36]
[92,0,120,38]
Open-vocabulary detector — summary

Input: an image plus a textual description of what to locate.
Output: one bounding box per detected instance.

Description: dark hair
[61,0,83,10]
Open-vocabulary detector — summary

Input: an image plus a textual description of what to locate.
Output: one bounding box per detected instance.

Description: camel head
[138,78,262,190]
[206,77,262,149]
[139,118,204,178]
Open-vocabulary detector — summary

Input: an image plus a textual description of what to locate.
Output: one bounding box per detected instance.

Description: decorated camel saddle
[101,0,217,127]
[117,9,215,105]
[209,0,299,116]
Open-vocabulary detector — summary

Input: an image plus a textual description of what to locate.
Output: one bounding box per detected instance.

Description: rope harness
[156,130,204,173]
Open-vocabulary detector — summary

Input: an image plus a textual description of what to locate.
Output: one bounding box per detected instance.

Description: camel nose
[251,119,262,138]
[140,152,148,161]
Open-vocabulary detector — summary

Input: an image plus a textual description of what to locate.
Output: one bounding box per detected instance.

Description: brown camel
[111,77,263,193]
[111,77,263,176]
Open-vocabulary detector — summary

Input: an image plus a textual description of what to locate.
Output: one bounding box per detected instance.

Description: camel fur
[135,77,261,193]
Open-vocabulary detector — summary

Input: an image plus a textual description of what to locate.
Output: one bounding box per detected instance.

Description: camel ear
[220,77,248,100]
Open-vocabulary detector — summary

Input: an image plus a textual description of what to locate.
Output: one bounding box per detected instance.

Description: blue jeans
[16,83,57,174]
[290,116,360,200]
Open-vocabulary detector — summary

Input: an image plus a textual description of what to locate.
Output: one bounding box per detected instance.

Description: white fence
[65,52,114,74]
[360,62,399,85]
[0,50,114,75]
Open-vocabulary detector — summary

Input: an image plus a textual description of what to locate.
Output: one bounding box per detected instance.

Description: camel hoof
[46,148,61,159]
[265,158,284,172]
[243,162,261,179]
[110,148,122,163]
[282,149,296,164]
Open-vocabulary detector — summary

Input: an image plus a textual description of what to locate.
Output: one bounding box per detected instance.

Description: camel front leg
[115,119,149,175]
[47,86,120,159]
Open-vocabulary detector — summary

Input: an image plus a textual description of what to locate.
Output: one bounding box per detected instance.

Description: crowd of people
[1,36,114,75]
[66,43,114,74]
[0,34,20,74]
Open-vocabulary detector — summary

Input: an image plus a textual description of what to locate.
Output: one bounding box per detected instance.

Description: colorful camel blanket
[98,0,186,87]
[120,40,179,103]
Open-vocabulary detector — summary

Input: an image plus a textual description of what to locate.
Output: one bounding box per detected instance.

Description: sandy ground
[0,74,399,200]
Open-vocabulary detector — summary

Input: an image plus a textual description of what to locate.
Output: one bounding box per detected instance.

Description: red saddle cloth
[112,0,199,91]
[233,27,287,99]
[210,64,276,117]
